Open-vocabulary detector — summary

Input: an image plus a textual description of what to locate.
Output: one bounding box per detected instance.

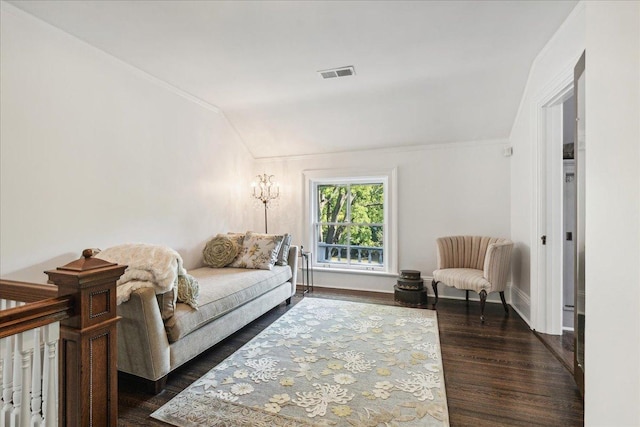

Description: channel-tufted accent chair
[432,236,513,321]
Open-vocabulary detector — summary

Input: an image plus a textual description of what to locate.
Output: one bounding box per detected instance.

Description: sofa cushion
[164,265,292,342]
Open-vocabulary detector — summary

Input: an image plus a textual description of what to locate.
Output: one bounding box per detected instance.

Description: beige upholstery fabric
[169,283,293,372]
[433,236,513,294]
[155,288,177,320]
[165,265,292,342]
[118,287,171,381]
[116,245,299,384]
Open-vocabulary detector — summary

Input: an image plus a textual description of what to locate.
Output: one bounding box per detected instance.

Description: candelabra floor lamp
[252,173,279,233]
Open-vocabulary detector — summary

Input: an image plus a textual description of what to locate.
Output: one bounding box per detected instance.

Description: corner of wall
[508,283,531,327]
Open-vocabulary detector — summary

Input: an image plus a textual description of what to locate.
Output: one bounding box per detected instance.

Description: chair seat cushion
[433,268,491,293]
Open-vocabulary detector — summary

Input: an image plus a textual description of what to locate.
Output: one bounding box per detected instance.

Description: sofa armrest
[117,287,171,381]
[482,241,513,292]
[287,245,299,296]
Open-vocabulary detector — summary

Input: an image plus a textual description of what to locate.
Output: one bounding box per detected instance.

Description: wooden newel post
[45,249,127,427]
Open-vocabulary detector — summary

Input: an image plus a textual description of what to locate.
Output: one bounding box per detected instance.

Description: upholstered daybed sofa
[97,233,298,392]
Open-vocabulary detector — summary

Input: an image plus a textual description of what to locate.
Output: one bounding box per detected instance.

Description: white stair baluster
[19,333,34,427]
[0,299,5,403]
[11,329,35,427]
[0,338,3,413]
[42,324,58,427]
[30,328,43,427]
[0,336,12,427]
[9,333,22,427]
[1,300,16,427]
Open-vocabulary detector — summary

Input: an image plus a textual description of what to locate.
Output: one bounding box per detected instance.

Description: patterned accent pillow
[276,233,292,266]
[226,232,247,267]
[233,231,284,270]
[177,273,199,309]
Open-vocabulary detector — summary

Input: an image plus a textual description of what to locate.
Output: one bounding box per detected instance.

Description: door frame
[530,69,574,334]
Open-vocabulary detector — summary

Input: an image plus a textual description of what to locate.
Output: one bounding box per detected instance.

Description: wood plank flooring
[117,288,584,426]
[535,330,575,375]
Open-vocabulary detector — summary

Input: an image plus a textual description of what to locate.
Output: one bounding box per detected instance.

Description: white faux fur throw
[96,243,186,305]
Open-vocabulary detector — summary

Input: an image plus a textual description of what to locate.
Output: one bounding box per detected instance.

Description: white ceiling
[9,0,577,158]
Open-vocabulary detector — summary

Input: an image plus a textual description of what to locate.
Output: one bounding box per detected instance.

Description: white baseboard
[509,284,531,327]
[301,276,524,308]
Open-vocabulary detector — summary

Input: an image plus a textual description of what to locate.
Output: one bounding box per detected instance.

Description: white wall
[510,0,640,422]
[509,3,585,322]
[0,3,254,282]
[585,1,640,424]
[254,140,511,299]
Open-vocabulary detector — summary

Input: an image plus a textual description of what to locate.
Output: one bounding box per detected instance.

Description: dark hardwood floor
[118,288,584,426]
[535,330,575,375]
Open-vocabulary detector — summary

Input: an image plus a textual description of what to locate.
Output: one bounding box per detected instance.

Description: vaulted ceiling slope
[9,0,577,158]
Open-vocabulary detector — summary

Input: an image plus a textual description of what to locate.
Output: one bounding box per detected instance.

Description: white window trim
[303,168,398,275]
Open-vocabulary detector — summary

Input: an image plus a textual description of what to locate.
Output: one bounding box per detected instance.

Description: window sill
[311,266,399,278]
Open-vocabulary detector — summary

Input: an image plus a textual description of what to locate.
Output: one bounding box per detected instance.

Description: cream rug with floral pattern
[151,298,449,426]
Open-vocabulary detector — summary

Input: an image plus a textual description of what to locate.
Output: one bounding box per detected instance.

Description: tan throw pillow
[202,235,239,268]
[156,288,177,320]
[233,231,284,270]
[276,233,292,266]
[177,273,199,309]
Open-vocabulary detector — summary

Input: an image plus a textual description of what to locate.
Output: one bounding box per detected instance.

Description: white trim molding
[509,284,532,327]
[529,66,576,334]
[302,167,399,276]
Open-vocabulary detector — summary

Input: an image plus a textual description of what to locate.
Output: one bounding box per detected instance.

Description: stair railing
[0,250,126,426]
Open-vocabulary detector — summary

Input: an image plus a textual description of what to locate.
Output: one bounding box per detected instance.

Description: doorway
[533,83,576,373]
[531,75,573,337]
[531,54,585,391]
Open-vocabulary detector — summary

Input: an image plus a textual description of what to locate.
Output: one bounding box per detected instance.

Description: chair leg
[431,279,439,308]
[499,291,509,316]
[479,289,487,322]
[465,290,469,304]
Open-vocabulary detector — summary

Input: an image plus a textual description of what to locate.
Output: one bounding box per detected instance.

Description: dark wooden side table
[300,251,314,295]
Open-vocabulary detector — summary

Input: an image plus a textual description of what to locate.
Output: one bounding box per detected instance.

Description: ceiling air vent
[318,66,356,79]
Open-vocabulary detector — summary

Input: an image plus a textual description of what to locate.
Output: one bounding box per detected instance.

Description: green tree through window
[315,181,385,268]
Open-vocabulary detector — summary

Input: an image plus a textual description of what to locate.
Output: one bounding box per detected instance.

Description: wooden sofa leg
[479,289,487,322]
[286,297,291,305]
[431,280,439,309]
[134,374,169,396]
[499,291,509,315]
[119,371,168,395]
[465,290,469,304]
[148,375,168,395]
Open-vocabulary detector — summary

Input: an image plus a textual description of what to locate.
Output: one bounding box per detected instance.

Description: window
[305,169,397,274]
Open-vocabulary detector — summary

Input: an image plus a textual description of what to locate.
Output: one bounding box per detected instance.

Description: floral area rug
[151,297,449,426]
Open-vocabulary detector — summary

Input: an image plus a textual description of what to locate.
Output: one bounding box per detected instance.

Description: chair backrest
[436,236,509,270]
